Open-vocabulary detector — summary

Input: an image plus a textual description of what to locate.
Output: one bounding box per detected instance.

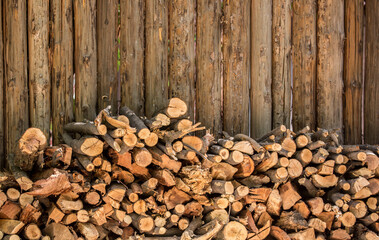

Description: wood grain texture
[4,0,29,165]
[196,0,222,136]
[120,0,144,116]
[344,0,363,144]
[168,0,195,120]
[51,0,74,145]
[292,0,317,132]
[28,0,50,138]
[74,0,97,121]
[272,0,291,128]
[250,0,272,138]
[223,0,250,136]
[0,0,4,168]
[316,0,344,136]
[145,0,168,118]
[97,0,118,112]
[364,0,379,144]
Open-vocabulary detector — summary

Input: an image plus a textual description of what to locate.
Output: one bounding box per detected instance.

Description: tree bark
[317,0,344,137]
[364,0,379,144]
[292,0,317,132]
[145,0,168,118]
[4,0,29,167]
[120,0,145,116]
[51,0,74,145]
[74,0,97,121]
[0,0,4,169]
[272,0,291,128]
[196,0,222,137]
[97,0,118,112]
[28,0,50,138]
[223,0,250,136]
[168,0,195,120]
[250,0,272,138]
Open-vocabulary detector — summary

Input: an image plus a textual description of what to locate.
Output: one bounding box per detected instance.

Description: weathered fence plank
[223,0,250,136]
[0,0,4,168]
[97,0,118,112]
[28,0,50,138]
[317,0,344,137]
[145,0,168,118]
[196,0,222,137]
[292,0,317,132]
[74,0,97,121]
[4,0,29,164]
[250,0,272,138]
[364,0,379,144]
[343,0,363,144]
[120,0,145,116]
[168,0,195,120]
[272,0,291,128]
[51,0,74,145]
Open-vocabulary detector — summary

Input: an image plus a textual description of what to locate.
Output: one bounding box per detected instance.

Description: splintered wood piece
[348,176,370,194]
[0,219,25,234]
[152,169,176,187]
[211,162,237,181]
[19,204,41,224]
[62,134,103,157]
[23,223,42,240]
[0,201,21,219]
[267,189,282,216]
[211,180,234,195]
[64,122,106,135]
[28,169,71,197]
[293,201,311,219]
[149,147,182,173]
[311,174,338,188]
[164,98,187,118]
[277,211,308,231]
[234,155,255,178]
[280,182,302,210]
[247,188,272,203]
[256,152,278,172]
[43,223,74,240]
[215,221,247,240]
[164,187,191,210]
[77,223,99,240]
[329,229,351,240]
[307,197,324,216]
[288,228,315,240]
[270,226,290,240]
[17,128,47,171]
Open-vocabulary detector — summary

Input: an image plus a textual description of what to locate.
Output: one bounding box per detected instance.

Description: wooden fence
[0,0,378,167]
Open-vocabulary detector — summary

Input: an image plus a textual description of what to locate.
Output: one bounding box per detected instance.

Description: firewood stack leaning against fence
[0,97,378,240]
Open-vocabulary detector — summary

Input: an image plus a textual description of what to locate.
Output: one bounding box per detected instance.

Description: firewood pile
[0,98,378,240]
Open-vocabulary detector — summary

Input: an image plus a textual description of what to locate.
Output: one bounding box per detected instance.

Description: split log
[17,128,47,171]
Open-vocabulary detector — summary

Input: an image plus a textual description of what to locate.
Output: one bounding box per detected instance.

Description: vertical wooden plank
[364,0,379,144]
[196,0,222,136]
[74,0,97,121]
[120,0,144,116]
[168,0,195,120]
[250,0,272,138]
[0,0,4,167]
[344,0,363,144]
[272,0,291,128]
[145,0,168,118]
[317,0,344,136]
[4,0,29,163]
[292,0,317,132]
[51,0,74,144]
[97,0,118,112]
[223,0,250,136]
[28,0,50,138]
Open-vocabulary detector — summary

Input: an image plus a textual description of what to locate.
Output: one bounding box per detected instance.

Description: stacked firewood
[0,98,378,240]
